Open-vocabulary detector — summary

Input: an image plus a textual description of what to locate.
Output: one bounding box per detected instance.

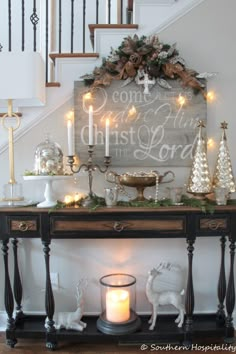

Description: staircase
[0,0,206,153]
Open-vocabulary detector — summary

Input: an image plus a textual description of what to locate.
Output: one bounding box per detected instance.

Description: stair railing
[0,0,133,85]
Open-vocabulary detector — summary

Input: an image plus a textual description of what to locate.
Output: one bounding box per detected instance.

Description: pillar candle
[105,118,110,156]
[106,289,130,323]
[89,105,93,145]
[67,119,74,156]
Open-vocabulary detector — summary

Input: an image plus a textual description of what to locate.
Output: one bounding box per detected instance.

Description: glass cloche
[34,136,64,175]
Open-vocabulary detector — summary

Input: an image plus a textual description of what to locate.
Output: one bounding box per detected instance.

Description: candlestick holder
[0,100,24,206]
[67,145,111,207]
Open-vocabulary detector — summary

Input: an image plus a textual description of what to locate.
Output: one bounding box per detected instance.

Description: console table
[0,205,235,349]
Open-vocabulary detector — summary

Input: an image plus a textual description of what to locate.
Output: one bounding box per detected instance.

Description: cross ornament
[136,72,155,95]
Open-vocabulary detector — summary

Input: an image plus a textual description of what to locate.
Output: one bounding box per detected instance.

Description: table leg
[225,238,235,342]
[216,235,226,324]
[12,238,23,320]
[42,240,57,350]
[1,240,17,348]
[184,238,195,346]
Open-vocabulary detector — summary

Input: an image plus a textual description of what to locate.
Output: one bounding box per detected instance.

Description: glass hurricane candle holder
[97,273,141,335]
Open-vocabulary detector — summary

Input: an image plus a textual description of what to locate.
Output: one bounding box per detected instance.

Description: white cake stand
[23,175,72,208]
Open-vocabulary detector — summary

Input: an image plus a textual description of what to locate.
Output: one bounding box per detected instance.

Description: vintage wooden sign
[74,80,206,167]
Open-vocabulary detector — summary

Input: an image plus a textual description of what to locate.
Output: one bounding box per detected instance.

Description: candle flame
[128,105,137,117]
[177,94,186,106]
[109,289,129,302]
[206,91,215,102]
[207,138,215,148]
[66,110,74,123]
[83,92,92,101]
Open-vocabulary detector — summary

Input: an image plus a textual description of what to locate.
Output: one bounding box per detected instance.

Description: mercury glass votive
[97,273,141,335]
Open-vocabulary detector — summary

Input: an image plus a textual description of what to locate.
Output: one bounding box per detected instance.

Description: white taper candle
[89,105,93,145]
[105,118,110,156]
[67,119,74,155]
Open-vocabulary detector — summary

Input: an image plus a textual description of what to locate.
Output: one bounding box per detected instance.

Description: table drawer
[197,215,230,233]
[53,219,183,232]
[6,215,41,237]
[50,215,186,238]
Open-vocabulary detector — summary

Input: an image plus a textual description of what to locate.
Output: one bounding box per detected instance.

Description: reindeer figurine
[146,263,185,330]
[45,279,88,331]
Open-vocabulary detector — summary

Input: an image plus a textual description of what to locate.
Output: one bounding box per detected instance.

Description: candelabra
[68,145,111,207]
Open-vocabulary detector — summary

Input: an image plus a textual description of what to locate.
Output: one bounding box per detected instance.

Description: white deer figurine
[45,279,87,331]
[146,263,185,330]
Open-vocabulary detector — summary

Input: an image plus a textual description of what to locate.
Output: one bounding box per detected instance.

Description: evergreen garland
[51,194,228,214]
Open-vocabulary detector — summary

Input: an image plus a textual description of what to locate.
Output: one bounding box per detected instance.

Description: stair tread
[49,53,99,63]
[89,24,138,35]
[46,82,61,88]
[88,24,138,48]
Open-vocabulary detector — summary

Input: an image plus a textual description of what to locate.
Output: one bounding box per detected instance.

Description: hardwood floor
[0,333,235,354]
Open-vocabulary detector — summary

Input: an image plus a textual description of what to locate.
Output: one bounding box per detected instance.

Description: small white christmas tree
[187,120,212,195]
[212,121,236,193]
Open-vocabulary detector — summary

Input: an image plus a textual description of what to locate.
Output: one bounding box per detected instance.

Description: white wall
[0,0,236,324]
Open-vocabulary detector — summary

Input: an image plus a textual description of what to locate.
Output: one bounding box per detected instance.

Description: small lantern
[97,273,141,335]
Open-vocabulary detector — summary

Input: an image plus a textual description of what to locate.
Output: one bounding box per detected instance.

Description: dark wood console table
[0,205,235,349]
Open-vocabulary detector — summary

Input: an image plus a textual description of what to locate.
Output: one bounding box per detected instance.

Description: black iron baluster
[8,0,12,51]
[58,0,62,53]
[21,0,25,51]
[108,0,111,24]
[71,0,75,53]
[12,239,23,320]
[216,235,226,324]
[96,0,99,24]
[45,0,49,84]
[30,0,39,51]
[82,0,86,53]
[127,0,133,24]
[120,0,123,24]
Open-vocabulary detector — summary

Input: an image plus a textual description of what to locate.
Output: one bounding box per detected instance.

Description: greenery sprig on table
[52,194,223,213]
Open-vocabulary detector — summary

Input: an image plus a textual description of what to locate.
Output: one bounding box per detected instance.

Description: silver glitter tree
[187,120,212,196]
[212,121,236,193]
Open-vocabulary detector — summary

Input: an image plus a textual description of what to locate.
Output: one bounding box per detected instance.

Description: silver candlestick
[68,145,111,207]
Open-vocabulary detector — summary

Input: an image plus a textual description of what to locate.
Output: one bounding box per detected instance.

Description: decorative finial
[220,121,228,130]
[197,120,206,128]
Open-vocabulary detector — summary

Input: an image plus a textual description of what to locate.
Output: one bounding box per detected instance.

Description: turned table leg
[184,238,195,346]
[42,240,57,350]
[216,235,226,324]
[12,238,23,320]
[1,240,17,348]
[225,238,235,342]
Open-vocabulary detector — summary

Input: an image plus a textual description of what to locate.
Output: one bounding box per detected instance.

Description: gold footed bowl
[106,171,175,202]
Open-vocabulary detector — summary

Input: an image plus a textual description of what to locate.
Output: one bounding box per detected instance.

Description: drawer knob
[18,222,29,232]
[208,220,220,230]
[113,222,124,232]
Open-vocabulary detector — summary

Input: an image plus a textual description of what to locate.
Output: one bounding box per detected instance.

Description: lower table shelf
[9,313,227,348]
